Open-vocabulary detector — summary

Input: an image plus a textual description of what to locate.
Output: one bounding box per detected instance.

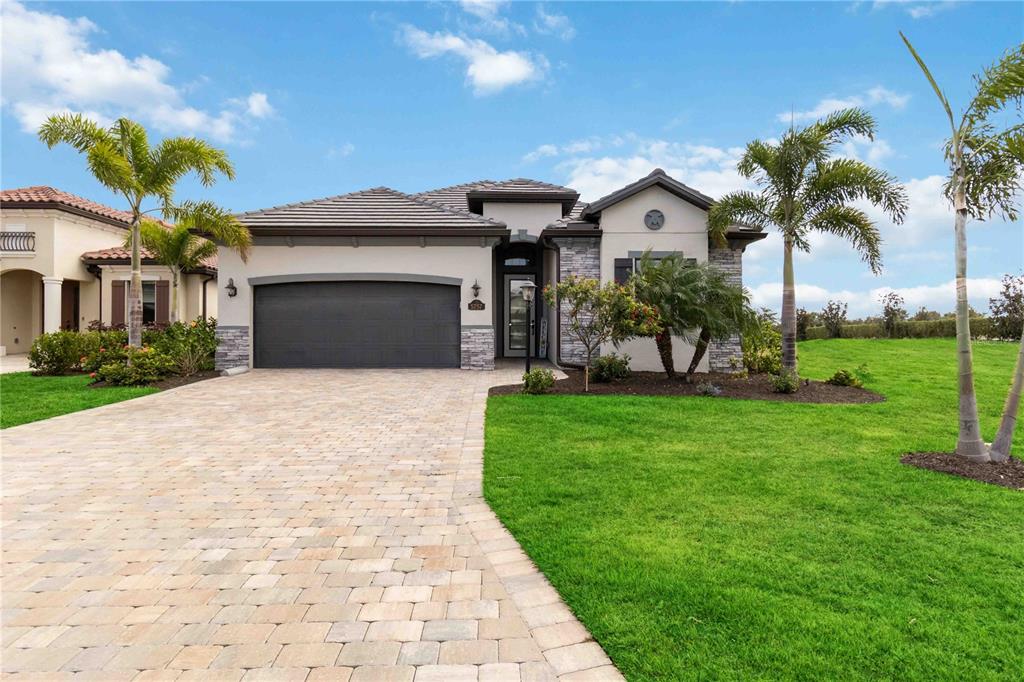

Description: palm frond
[149,137,235,190]
[85,140,138,197]
[37,113,110,152]
[808,205,883,274]
[967,42,1024,125]
[804,158,908,222]
[168,200,252,261]
[900,32,958,135]
[807,107,876,146]
[707,190,775,236]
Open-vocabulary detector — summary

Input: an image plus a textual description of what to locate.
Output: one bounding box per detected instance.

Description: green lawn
[1,372,157,429]
[484,339,1024,681]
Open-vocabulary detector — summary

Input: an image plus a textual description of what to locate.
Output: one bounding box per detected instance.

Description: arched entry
[0,268,43,355]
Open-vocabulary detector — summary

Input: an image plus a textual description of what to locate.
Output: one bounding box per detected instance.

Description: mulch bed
[901,452,1024,490]
[489,370,884,404]
[89,370,220,391]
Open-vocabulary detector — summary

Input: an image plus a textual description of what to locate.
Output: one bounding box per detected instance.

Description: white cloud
[326,142,355,160]
[838,134,895,165]
[534,5,576,41]
[457,0,525,37]
[781,85,910,123]
[871,0,960,19]
[522,144,558,163]
[748,277,1002,317]
[0,1,272,142]
[244,92,274,119]
[398,24,547,95]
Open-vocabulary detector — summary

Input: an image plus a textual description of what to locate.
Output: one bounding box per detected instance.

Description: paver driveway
[1,369,621,681]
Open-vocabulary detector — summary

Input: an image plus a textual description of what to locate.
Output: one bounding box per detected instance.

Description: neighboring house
[217,169,765,372]
[0,187,218,355]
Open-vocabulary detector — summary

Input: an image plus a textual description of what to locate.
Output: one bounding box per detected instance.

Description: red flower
[89,372,96,378]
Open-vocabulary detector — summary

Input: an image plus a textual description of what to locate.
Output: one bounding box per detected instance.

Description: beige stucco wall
[1,209,127,280]
[482,202,563,237]
[597,185,711,373]
[216,241,496,331]
[97,265,210,324]
[183,273,217,321]
[0,269,42,354]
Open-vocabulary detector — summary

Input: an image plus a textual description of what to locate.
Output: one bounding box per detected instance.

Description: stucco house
[216,169,765,372]
[0,187,218,355]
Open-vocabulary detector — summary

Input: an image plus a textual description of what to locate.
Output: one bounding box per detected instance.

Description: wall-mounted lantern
[225,278,237,297]
[471,279,482,298]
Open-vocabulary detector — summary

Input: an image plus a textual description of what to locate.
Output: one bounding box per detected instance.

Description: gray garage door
[253,281,460,368]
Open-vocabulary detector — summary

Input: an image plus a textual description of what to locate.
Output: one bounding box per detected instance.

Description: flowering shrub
[95,346,174,385]
[521,368,556,395]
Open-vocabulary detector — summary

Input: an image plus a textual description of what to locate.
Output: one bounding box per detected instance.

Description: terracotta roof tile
[1,186,134,226]
[81,246,217,271]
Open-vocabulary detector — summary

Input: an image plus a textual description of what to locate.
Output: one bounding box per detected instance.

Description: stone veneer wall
[216,325,250,371]
[708,247,744,373]
[460,326,495,370]
[550,236,601,366]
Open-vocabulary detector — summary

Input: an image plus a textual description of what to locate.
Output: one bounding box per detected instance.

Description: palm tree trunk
[170,267,180,324]
[128,214,143,347]
[687,328,711,377]
[656,330,675,378]
[952,176,988,462]
[990,327,1024,462]
[781,237,798,373]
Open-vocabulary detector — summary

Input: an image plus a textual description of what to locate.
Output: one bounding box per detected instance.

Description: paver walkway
[1,369,622,681]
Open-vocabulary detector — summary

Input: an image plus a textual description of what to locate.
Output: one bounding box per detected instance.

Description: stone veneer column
[216,325,250,371]
[550,236,601,366]
[460,326,495,370]
[708,247,744,373]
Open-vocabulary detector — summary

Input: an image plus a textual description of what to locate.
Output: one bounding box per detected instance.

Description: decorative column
[42,276,63,333]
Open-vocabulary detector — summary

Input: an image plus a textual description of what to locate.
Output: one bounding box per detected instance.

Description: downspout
[201,274,215,319]
[86,264,102,327]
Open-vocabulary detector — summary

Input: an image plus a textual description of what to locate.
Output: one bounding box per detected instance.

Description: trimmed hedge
[805,317,996,340]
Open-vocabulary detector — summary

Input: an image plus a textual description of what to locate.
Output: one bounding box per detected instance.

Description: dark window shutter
[111,281,126,326]
[614,258,634,285]
[155,281,170,323]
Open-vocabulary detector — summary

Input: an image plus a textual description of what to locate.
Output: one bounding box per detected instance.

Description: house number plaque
[468,299,485,311]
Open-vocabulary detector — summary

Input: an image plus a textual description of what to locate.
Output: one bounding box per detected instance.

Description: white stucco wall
[216,242,496,330]
[482,202,563,237]
[0,269,41,353]
[597,185,711,373]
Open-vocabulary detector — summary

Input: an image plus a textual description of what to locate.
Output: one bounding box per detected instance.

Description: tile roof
[81,246,217,271]
[415,178,579,213]
[236,187,506,230]
[1,186,134,227]
[580,168,716,218]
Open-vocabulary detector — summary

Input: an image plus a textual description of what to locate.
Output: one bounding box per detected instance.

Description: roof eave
[580,172,714,219]
[466,190,580,216]
[242,226,511,237]
[2,201,130,229]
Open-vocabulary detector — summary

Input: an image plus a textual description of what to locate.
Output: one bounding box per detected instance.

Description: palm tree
[708,109,908,375]
[632,252,754,379]
[901,35,1023,462]
[133,213,250,323]
[39,115,237,347]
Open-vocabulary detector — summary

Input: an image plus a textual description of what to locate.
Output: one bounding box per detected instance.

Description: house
[0,187,218,355]
[215,169,765,372]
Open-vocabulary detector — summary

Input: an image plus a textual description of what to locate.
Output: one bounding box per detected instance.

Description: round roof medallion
[644,209,665,230]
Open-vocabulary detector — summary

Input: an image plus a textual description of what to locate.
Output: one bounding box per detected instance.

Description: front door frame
[503,273,536,358]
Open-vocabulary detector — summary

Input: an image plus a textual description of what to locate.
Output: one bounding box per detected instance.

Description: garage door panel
[253,281,461,368]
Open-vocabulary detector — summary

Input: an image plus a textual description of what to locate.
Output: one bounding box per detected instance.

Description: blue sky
[3,1,1021,316]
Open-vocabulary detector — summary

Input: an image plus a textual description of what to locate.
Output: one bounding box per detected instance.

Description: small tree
[880,292,908,338]
[630,253,753,379]
[134,217,249,323]
[796,308,818,341]
[989,274,1024,341]
[912,307,942,321]
[820,300,848,339]
[543,277,660,391]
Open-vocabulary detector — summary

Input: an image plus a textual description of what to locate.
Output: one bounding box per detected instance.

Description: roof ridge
[412,179,496,197]
[234,187,390,217]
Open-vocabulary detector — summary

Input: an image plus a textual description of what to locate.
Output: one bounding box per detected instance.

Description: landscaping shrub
[769,369,800,394]
[95,347,174,386]
[742,309,782,374]
[880,292,908,338]
[149,318,218,375]
[825,369,863,388]
[521,368,556,395]
[592,353,631,383]
[796,308,819,341]
[805,317,996,340]
[697,381,722,397]
[29,331,86,375]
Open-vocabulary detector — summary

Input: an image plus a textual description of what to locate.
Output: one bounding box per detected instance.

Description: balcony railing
[0,231,36,252]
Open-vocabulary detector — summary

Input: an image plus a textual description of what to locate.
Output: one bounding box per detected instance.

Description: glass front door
[504,274,535,357]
